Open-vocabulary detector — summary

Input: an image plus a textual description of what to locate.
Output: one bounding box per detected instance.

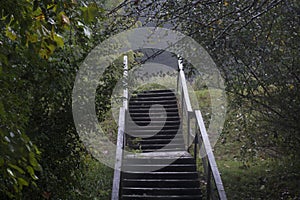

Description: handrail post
[187,111,190,149]
[123,55,128,110]
[176,67,180,92]
[194,121,198,160]
[123,55,128,146]
[207,164,211,200]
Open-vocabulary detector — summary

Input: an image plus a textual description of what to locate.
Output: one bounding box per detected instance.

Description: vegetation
[0,0,129,199]
[0,0,299,199]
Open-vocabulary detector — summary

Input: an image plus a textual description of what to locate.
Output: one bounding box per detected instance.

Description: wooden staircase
[112,56,226,200]
[120,89,202,199]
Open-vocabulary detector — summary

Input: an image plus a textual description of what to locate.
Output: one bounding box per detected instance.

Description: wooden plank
[195,110,227,200]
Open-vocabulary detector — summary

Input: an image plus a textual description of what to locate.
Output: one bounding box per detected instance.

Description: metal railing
[177,58,227,200]
[111,56,128,200]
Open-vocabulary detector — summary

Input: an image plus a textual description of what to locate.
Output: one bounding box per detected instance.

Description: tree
[0,0,136,198]
[122,0,300,157]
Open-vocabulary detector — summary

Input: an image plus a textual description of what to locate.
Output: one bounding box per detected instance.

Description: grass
[217,158,300,199]
[194,88,300,200]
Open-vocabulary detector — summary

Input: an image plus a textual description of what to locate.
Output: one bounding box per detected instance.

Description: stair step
[130,112,180,119]
[122,194,202,200]
[127,133,183,140]
[126,132,181,138]
[128,120,180,123]
[129,104,178,109]
[122,171,199,179]
[129,98,177,102]
[122,179,200,188]
[130,96,176,101]
[141,148,185,153]
[122,187,202,195]
[128,129,180,134]
[127,124,180,130]
[123,157,196,165]
[134,89,175,95]
[128,138,183,145]
[128,118,180,123]
[129,101,177,106]
[126,148,186,154]
[129,143,184,150]
[129,108,179,113]
[122,164,196,172]
[128,120,180,126]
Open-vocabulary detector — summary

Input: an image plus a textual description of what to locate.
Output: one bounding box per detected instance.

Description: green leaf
[29,152,38,168]
[8,164,25,174]
[26,33,38,44]
[39,41,56,59]
[17,178,29,187]
[26,166,38,180]
[5,27,17,41]
[81,3,98,23]
[26,166,34,175]
[53,33,64,48]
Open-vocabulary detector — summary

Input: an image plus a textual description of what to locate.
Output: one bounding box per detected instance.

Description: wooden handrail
[195,110,227,200]
[111,107,125,200]
[111,56,128,200]
[177,58,227,200]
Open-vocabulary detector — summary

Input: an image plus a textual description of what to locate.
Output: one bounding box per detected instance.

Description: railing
[111,56,128,200]
[177,58,227,200]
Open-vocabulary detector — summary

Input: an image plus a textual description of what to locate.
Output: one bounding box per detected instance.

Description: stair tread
[129,143,183,147]
[123,179,200,181]
[129,104,178,108]
[133,89,175,94]
[122,194,202,198]
[129,116,180,120]
[128,120,180,123]
[129,108,178,112]
[125,151,190,157]
[123,187,201,189]
[130,96,176,101]
[123,164,195,168]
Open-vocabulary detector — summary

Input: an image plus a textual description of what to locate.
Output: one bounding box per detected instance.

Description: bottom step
[122,194,202,200]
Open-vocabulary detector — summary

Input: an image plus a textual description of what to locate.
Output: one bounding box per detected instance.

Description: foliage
[131,0,300,156]
[1,0,299,198]
[67,155,113,200]
[0,0,134,198]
